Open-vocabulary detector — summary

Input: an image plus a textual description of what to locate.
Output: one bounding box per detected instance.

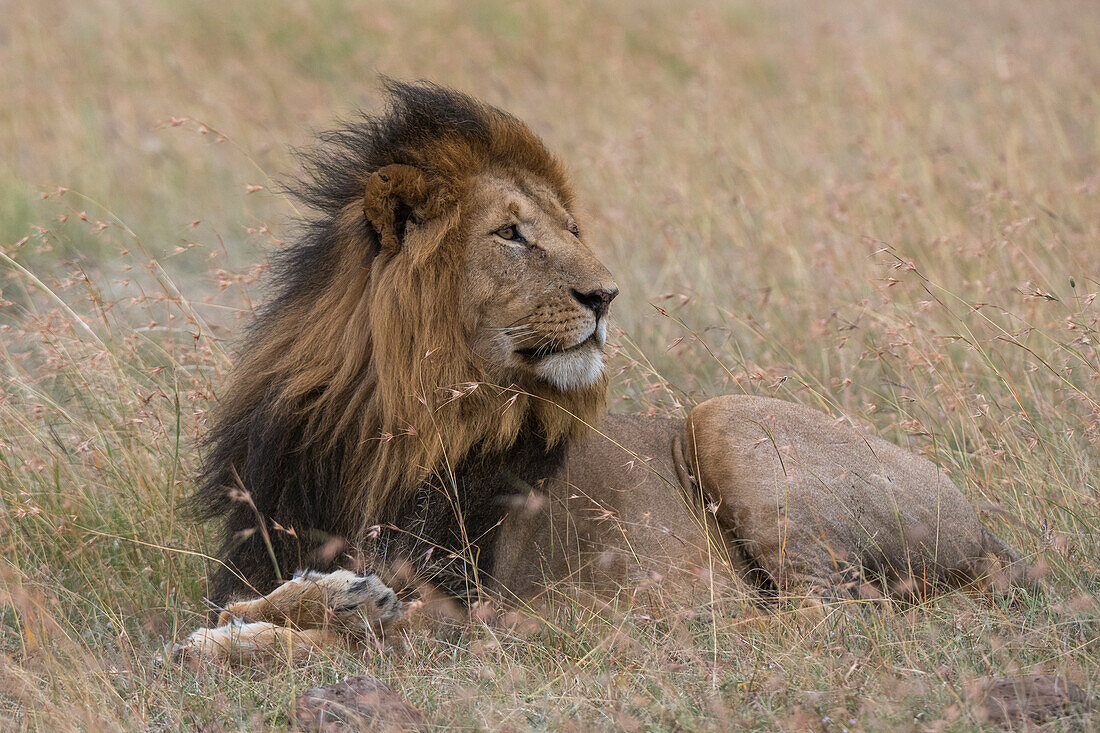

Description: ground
[0,0,1097,729]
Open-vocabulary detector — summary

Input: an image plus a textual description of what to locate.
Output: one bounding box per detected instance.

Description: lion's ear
[363,164,434,250]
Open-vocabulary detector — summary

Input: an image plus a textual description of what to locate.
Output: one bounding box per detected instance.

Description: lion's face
[459,170,618,392]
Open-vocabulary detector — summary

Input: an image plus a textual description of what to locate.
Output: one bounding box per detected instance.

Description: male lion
[175,81,1032,661]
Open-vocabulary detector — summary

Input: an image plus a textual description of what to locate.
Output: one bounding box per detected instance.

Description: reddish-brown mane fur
[196,81,606,600]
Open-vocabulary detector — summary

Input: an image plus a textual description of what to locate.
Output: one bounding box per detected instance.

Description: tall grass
[1,0,1097,729]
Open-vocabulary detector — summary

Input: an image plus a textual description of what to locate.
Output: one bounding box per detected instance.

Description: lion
[174,81,1033,662]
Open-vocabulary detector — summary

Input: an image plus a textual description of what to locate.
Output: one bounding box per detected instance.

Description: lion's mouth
[516,331,599,361]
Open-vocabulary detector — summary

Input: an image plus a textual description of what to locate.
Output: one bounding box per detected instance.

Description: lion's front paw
[220,570,404,633]
[165,570,404,667]
[294,569,404,631]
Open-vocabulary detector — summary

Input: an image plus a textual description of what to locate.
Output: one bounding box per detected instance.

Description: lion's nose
[571,287,619,319]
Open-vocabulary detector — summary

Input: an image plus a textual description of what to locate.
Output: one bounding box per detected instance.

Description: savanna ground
[1,0,1098,729]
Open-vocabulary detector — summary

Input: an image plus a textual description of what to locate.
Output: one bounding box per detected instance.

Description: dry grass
[1,0,1098,729]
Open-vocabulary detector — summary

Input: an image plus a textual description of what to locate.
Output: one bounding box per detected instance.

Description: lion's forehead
[467,171,572,227]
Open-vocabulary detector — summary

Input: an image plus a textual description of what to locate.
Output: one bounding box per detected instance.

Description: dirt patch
[295,675,426,732]
[966,674,1089,728]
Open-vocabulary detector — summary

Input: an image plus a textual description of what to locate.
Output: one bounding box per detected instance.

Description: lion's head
[199,81,616,557]
[452,166,617,393]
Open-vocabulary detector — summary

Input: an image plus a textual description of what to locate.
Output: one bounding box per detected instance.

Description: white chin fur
[535,346,605,391]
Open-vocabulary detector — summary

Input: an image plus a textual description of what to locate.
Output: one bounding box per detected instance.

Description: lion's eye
[494,225,524,243]
[567,222,580,237]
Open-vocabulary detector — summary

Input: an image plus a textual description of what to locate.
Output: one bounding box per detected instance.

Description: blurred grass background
[1,0,1097,729]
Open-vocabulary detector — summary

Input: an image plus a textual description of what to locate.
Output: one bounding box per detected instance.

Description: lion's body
[492,414,707,599]
[179,82,1032,662]
[492,401,1026,602]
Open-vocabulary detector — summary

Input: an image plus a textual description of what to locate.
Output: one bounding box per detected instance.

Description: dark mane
[192,81,590,604]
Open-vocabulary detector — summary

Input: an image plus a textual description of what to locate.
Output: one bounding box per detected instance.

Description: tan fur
[170,570,403,664]
[182,86,1033,663]
[683,395,1029,595]
[171,623,338,665]
[217,570,401,629]
[491,401,1030,602]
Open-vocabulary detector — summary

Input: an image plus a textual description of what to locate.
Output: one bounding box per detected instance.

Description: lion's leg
[218,569,403,632]
[685,396,924,598]
[168,570,403,665]
[726,530,849,600]
[171,621,339,664]
[686,395,1024,600]
[685,401,843,597]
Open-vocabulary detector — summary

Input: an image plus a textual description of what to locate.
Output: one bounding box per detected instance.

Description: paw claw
[317,571,403,628]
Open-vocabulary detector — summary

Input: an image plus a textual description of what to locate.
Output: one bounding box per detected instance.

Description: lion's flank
[194,81,605,600]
